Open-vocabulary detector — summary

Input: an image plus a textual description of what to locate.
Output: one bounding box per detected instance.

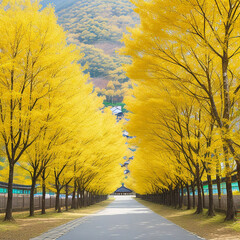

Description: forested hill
[40,0,78,12]
[40,0,139,103]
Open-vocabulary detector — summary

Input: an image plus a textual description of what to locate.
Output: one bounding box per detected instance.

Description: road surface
[56,196,203,240]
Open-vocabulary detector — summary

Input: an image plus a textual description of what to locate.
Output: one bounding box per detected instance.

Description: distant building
[0,181,31,195]
[113,183,133,195]
[111,106,122,115]
[110,106,124,121]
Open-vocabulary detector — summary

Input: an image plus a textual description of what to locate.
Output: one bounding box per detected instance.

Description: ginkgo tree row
[122,0,240,221]
[0,0,126,221]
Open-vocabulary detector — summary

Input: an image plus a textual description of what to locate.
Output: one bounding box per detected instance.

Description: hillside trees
[57,0,139,44]
[78,43,131,103]
[53,0,139,100]
[0,0,126,221]
[123,0,240,220]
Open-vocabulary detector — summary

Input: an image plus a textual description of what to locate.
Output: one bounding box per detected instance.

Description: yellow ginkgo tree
[0,0,83,221]
[122,0,240,220]
[0,0,127,221]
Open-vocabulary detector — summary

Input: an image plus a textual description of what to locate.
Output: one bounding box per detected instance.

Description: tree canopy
[0,0,126,221]
[123,0,240,221]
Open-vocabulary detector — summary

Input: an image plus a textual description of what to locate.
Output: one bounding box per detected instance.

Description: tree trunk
[196,165,203,214]
[172,189,175,207]
[88,192,91,206]
[207,175,215,216]
[216,174,221,209]
[57,190,62,213]
[196,172,203,214]
[186,184,191,209]
[41,173,46,214]
[4,164,14,221]
[225,175,235,220]
[58,199,62,213]
[201,181,205,209]
[191,181,196,209]
[222,47,235,221]
[223,144,235,220]
[71,181,76,209]
[77,188,80,208]
[56,190,60,212]
[236,161,240,192]
[80,190,84,208]
[175,188,178,209]
[169,187,172,206]
[179,183,183,209]
[86,191,89,206]
[65,185,69,211]
[163,191,166,205]
[30,177,36,217]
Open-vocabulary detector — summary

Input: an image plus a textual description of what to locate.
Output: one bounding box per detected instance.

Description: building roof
[114,184,133,193]
[0,181,32,190]
[111,106,122,115]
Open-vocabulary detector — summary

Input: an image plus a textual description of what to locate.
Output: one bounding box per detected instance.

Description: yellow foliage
[0,0,127,206]
[122,0,240,194]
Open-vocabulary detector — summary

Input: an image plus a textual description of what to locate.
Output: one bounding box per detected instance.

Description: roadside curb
[30,200,115,240]
[30,216,89,240]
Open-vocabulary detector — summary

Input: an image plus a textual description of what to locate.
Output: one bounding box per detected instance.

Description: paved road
[55,196,203,240]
